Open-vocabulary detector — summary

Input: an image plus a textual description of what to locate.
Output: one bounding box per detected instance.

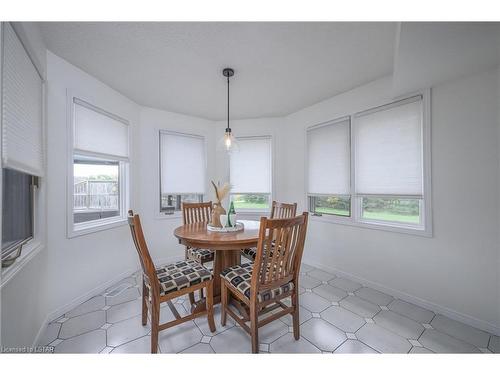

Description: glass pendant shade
[218,129,240,153]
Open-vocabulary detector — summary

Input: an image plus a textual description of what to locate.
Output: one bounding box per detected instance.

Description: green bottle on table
[227,201,236,227]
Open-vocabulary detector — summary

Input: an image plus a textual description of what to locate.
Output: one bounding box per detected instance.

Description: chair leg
[188,292,196,305]
[291,291,300,340]
[199,286,205,301]
[250,302,259,353]
[150,301,160,354]
[142,281,148,326]
[220,280,228,327]
[206,281,216,333]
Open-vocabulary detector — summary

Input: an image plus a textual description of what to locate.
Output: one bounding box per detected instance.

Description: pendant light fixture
[218,67,239,153]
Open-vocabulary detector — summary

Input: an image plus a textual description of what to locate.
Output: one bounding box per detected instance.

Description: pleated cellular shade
[354,97,423,197]
[307,119,350,195]
[2,23,44,177]
[73,99,129,160]
[230,137,271,193]
[160,132,205,194]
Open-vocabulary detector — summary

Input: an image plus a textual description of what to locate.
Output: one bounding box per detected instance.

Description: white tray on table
[207,221,244,233]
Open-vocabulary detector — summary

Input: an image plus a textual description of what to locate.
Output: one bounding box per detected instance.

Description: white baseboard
[33,254,185,347]
[303,257,500,337]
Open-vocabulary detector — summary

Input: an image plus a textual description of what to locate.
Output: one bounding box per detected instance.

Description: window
[159,131,205,215]
[69,98,129,235]
[307,118,350,217]
[354,96,424,227]
[307,95,430,234]
[1,23,44,267]
[230,136,272,211]
[73,157,120,224]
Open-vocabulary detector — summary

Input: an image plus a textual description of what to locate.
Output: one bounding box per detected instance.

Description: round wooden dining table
[174,220,260,304]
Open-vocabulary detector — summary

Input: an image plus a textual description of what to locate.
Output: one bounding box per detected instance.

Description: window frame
[305,90,432,237]
[229,135,274,214]
[66,92,130,238]
[157,129,207,218]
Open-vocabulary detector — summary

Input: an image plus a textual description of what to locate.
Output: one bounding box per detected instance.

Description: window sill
[310,214,432,237]
[156,211,183,220]
[68,217,128,239]
[1,241,44,289]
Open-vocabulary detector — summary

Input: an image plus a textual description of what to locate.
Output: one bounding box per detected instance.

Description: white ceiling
[393,22,500,96]
[37,22,397,120]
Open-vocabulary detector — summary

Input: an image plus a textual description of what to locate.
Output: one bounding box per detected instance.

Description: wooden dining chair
[221,212,309,353]
[241,201,297,262]
[127,210,215,353]
[182,202,215,266]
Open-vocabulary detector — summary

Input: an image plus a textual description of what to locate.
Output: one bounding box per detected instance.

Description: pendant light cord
[227,75,230,132]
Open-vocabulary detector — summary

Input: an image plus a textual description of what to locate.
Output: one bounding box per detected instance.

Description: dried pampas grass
[211,180,231,202]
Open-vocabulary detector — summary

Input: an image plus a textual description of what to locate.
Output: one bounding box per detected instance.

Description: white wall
[42,51,141,320]
[280,69,500,333]
[137,107,216,263]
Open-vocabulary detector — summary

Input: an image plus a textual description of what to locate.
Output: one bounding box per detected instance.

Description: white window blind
[230,137,271,193]
[354,96,423,197]
[2,23,44,177]
[307,119,350,195]
[73,99,129,160]
[160,132,205,194]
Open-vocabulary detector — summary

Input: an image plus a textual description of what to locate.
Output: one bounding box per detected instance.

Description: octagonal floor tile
[321,306,365,333]
[106,299,142,323]
[355,287,394,307]
[105,287,140,306]
[65,296,105,318]
[307,269,335,282]
[373,310,424,340]
[340,295,380,318]
[419,329,480,353]
[55,329,106,353]
[158,321,202,353]
[299,292,331,313]
[300,318,346,352]
[299,275,322,289]
[334,339,378,353]
[210,327,252,353]
[356,323,412,353]
[180,343,215,353]
[270,333,321,353]
[59,310,106,339]
[106,314,150,347]
[112,335,154,353]
[329,277,362,293]
[313,284,347,302]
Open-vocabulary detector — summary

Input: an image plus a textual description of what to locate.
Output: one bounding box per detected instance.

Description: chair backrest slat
[182,201,212,224]
[270,201,297,219]
[251,213,309,296]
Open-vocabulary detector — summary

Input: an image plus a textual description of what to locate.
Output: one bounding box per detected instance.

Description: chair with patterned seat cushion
[128,210,215,353]
[182,202,215,266]
[241,201,297,262]
[221,212,309,353]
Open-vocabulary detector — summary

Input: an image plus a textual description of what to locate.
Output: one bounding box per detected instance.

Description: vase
[210,202,226,227]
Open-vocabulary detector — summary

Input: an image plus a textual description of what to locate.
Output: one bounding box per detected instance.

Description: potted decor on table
[210,181,231,227]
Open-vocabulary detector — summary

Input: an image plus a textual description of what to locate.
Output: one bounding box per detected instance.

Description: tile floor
[38,263,500,354]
